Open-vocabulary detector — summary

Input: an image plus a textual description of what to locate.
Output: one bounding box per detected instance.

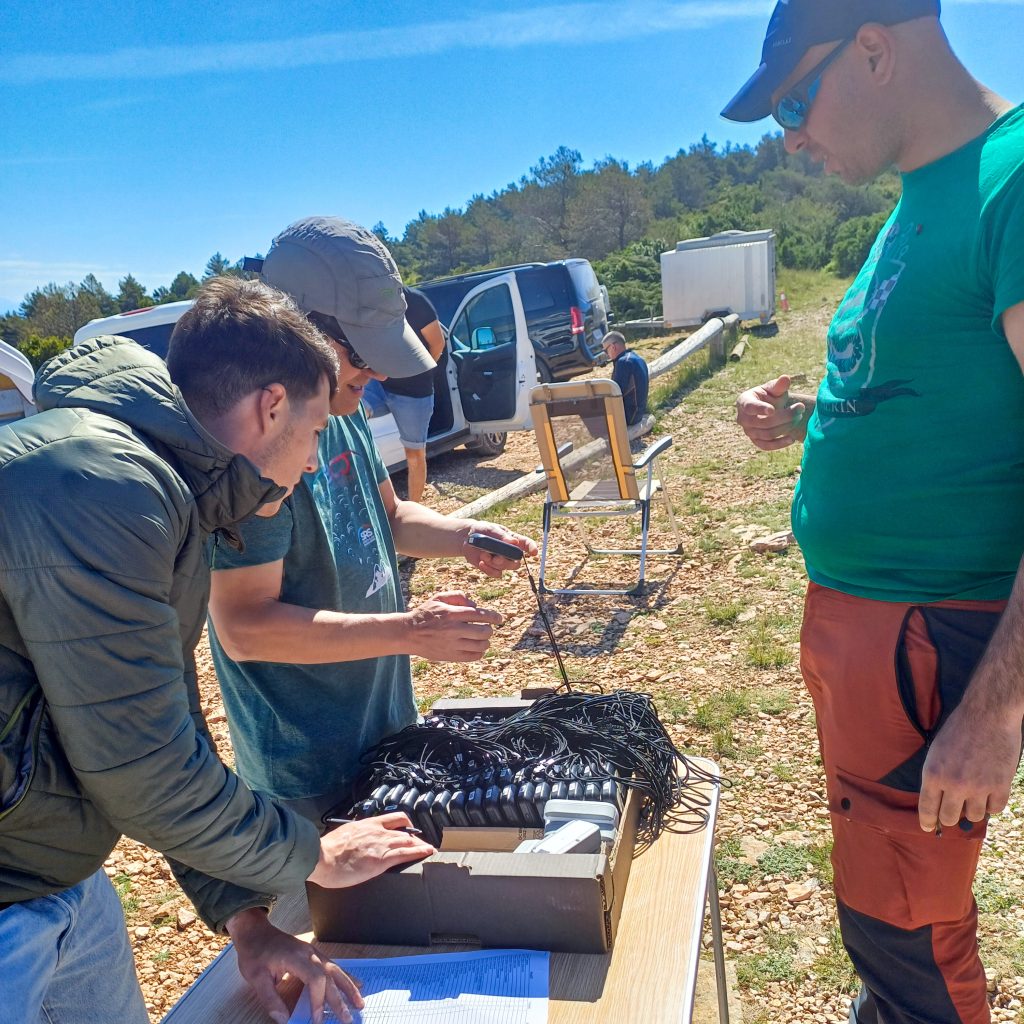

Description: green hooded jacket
[0,336,321,929]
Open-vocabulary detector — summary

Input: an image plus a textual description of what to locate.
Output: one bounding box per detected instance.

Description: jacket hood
[34,335,285,531]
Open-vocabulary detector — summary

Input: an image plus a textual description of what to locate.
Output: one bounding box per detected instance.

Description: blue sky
[2,0,1023,315]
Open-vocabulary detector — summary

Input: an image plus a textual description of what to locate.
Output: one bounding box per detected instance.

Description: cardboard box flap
[457,851,607,879]
[441,827,544,852]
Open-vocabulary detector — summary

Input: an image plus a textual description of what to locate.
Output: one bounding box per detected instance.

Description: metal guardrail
[647,313,738,380]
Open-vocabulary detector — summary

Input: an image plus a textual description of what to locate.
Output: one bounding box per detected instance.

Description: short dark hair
[167,276,339,418]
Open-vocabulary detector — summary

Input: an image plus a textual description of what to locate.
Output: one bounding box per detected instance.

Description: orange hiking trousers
[801,582,1006,1024]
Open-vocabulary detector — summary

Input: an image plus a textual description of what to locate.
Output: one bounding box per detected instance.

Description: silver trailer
[661,229,776,327]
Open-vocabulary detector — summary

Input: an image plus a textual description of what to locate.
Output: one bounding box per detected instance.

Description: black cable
[350,543,727,839]
[349,689,726,841]
[521,559,574,691]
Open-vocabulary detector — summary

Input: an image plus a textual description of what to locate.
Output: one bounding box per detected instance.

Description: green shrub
[18,333,71,370]
[830,212,890,277]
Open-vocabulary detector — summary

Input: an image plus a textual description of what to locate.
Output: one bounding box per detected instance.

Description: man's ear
[256,382,288,436]
[856,24,896,85]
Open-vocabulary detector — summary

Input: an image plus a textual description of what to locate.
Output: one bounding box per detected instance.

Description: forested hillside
[2,133,898,366]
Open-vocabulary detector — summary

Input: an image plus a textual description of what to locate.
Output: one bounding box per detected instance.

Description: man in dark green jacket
[0,276,432,1024]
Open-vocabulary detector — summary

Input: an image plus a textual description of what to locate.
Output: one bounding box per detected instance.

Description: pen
[323,815,422,836]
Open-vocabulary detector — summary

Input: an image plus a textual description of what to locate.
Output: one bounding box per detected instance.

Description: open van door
[447,273,536,434]
[0,341,35,424]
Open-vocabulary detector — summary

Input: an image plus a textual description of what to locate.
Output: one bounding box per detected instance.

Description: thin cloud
[3,2,767,84]
[76,94,153,114]
[5,0,1020,85]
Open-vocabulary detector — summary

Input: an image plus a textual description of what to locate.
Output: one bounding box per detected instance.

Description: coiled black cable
[350,689,723,841]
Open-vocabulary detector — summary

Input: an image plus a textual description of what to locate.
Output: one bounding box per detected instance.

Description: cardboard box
[307,790,640,953]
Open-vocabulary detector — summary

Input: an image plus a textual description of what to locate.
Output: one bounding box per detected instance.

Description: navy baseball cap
[721,0,941,123]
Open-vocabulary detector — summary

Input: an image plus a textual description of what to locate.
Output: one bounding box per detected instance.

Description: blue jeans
[0,869,149,1024]
[362,380,433,449]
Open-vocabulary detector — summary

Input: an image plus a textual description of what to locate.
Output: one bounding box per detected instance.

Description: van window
[418,280,476,328]
[517,267,570,315]
[449,284,516,351]
[113,322,177,360]
[567,261,601,302]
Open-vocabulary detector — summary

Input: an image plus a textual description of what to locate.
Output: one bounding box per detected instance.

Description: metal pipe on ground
[730,335,751,361]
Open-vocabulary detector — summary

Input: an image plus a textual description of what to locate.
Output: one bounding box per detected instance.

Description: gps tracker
[467,532,524,562]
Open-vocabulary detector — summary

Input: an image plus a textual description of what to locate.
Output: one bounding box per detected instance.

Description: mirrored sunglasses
[772,39,851,132]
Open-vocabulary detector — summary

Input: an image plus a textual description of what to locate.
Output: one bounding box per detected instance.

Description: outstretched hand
[462,522,538,578]
[735,375,807,451]
[406,591,503,661]
[308,812,434,889]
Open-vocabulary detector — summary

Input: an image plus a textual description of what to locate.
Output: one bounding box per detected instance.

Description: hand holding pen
[307,812,434,889]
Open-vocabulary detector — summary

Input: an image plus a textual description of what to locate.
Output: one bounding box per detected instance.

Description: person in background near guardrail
[0,276,435,1024]
[205,216,537,1016]
[728,2,1024,1021]
[602,330,649,426]
[361,285,446,502]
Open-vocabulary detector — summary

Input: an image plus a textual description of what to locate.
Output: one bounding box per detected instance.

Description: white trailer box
[661,229,776,328]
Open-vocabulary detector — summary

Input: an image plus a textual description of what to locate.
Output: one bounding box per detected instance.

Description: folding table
[162,759,727,1024]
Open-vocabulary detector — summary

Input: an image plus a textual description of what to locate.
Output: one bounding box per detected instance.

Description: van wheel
[536,361,554,384]
[465,432,507,457]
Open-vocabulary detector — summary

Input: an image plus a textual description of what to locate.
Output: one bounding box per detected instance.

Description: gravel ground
[108,300,1024,1023]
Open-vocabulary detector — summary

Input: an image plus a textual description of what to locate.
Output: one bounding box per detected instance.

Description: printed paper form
[287,948,549,1024]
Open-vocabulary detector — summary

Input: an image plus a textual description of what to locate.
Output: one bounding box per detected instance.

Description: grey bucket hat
[260,216,435,379]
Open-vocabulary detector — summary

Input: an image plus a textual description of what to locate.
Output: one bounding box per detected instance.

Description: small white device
[523,819,601,855]
[543,799,620,843]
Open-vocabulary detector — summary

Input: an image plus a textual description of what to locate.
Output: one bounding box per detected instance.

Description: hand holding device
[467,531,526,562]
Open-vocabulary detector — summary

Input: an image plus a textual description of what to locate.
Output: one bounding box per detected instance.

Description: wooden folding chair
[529,379,682,596]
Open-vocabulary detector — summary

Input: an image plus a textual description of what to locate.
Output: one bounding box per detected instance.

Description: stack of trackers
[345,751,625,851]
[337,689,719,851]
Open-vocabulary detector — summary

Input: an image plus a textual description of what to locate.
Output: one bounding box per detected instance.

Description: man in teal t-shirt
[209,411,417,803]
[206,220,537,1012]
[207,218,537,822]
[728,2,1024,1021]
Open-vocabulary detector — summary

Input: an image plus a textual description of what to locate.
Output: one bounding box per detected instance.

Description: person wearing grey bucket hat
[204,217,539,1015]
[261,216,436,380]
[731,4,1024,1022]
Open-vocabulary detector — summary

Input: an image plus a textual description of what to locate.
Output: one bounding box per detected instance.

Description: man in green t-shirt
[728,2,1024,1021]
[205,217,537,1012]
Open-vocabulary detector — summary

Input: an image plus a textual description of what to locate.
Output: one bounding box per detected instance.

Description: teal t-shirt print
[317,443,393,600]
[816,218,919,423]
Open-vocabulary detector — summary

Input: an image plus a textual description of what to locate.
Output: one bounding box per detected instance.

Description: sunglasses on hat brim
[308,311,373,371]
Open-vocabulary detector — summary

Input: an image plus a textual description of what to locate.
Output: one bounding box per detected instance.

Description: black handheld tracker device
[467,531,524,562]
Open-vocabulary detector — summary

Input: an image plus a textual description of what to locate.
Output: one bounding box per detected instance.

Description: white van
[74,274,538,473]
[0,341,36,423]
